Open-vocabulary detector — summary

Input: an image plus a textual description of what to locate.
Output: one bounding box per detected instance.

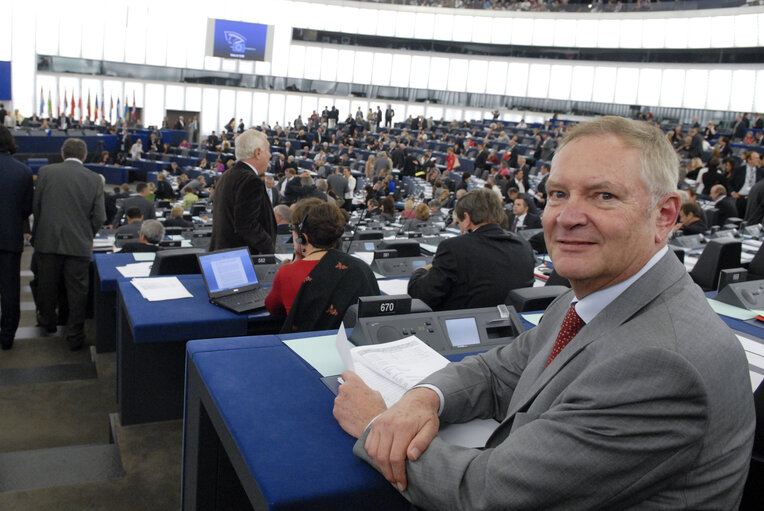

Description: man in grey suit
[33,138,106,350]
[334,117,755,509]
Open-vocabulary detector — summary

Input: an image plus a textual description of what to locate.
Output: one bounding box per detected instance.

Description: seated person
[119,220,164,253]
[408,188,535,311]
[182,186,199,207]
[400,198,416,219]
[400,203,431,232]
[507,196,542,232]
[274,204,291,235]
[674,202,708,236]
[379,196,396,223]
[428,199,445,223]
[155,173,174,200]
[163,205,194,229]
[115,207,143,237]
[265,198,379,333]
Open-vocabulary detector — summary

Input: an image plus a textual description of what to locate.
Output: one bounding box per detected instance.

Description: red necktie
[546,304,585,367]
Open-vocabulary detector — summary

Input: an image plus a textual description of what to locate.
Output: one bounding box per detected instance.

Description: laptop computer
[197,247,269,314]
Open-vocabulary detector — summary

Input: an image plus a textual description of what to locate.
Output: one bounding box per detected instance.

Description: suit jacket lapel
[497,252,688,432]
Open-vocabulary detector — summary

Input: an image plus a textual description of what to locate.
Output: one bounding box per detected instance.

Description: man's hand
[333,371,386,438]
[364,387,440,492]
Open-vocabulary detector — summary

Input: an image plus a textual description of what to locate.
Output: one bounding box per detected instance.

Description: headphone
[296,212,309,245]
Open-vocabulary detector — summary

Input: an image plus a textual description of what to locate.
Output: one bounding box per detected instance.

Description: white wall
[6,0,764,129]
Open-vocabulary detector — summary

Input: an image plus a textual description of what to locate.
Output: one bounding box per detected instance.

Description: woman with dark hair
[265,199,379,332]
[380,196,396,223]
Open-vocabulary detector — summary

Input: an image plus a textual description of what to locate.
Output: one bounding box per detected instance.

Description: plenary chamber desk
[181,311,537,511]
[181,307,764,511]
[116,275,280,425]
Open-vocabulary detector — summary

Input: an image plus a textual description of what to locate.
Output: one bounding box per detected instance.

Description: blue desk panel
[93,253,135,352]
[85,164,133,185]
[184,335,407,510]
[118,275,247,343]
[15,134,117,154]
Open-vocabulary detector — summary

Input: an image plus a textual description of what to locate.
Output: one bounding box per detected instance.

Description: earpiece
[296,213,309,245]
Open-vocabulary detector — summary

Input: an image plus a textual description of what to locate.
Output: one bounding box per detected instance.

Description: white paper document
[116,262,153,278]
[336,325,499,448]
[131,277,193,301]
[377,279,410,297]
[350,252,375,266]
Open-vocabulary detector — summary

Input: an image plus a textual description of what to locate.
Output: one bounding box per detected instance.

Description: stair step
[0,362,96,387]
[0,443,124,492]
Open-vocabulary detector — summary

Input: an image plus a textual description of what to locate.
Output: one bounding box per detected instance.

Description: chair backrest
[748,242,764,280]
[689,238,742,291]
[149,248,205,275]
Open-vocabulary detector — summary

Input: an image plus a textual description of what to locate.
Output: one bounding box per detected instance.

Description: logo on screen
[224,31,247,54]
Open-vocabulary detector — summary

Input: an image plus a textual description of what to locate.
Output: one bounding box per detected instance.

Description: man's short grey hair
[140,220,165,244]
[301,176,315,187]
[265,176,275,184]
[274,204,291,222]
[235,129,269,160]
[553,116,678,208]
[62,138,87,161]
[316,178,328,192]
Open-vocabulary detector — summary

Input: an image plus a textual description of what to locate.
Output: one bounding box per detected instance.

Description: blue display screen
[199,248,258,293]
[212,19,269,61]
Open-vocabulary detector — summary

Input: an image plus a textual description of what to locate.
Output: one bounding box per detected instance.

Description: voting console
[349,300,526,356]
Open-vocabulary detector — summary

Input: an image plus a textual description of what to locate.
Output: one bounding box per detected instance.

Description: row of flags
[38,87,137,123]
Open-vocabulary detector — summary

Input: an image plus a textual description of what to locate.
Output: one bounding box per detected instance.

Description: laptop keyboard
[217,288,269,307]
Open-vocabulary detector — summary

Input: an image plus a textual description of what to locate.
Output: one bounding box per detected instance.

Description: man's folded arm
[357,349,707,511]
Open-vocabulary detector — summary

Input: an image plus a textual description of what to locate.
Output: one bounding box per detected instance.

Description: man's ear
[654,193,681,243]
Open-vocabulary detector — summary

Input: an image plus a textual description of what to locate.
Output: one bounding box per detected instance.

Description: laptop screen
[198,248,259,294]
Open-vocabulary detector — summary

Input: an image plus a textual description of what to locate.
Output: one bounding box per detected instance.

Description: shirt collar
[573,245,668,324]
[65,157,83,164]
[241,160,258,174]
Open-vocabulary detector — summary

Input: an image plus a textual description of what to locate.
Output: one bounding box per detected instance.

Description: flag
[87,90,91,119]
[78,95,82,121]
[131,91,136,121]
[39,87,44,116]
[110,95,113,123]
[117,98,120,121]
[123,96,128,120]
[47,91,52,118]
[94,95,99,122]
[63,91,68,117]
[56,92,60,118]
[70,90,75,118]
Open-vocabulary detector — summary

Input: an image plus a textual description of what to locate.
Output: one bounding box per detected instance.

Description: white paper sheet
[116,262,153,278]
[131,277,193,301]
[377,279,410,297]
[350,252,375,266]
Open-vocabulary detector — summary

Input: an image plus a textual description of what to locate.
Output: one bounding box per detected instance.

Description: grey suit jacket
[33,159,106,257]
[355,251,755,510]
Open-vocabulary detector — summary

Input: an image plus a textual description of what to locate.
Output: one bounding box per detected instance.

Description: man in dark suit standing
[384,105,394,129]
[111,182,155,226]
[730,151,762,216]
[0,127,33,350]
[175,116,185,130]
[209,129,277,254]
[33,138,106,350]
